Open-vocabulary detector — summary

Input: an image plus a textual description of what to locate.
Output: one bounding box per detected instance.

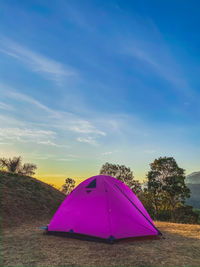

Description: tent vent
[86,190,91,194]
[86,178,96,188]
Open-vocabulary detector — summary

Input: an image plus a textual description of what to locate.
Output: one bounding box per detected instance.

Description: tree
[0,156,22,173]
[139,189,156,218]
[147,157,190,221]
[0,156,37,176]
[19,163,37,176]
[129,180,143,196]
[61,178,76,195]
[174,205,198,224]
[100,162,142,195]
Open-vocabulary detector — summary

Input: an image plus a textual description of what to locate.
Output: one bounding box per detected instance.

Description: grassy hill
[1,171,65,227]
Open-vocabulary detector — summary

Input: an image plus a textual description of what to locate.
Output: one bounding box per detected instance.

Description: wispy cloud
[0,83,107,144]
[28,153,76,161]
[144,149,156,154]
[118,20,194,98]
[0,37,76,84]
[62,2,94,31]
[77,136,97,146]
[6,90,53,114]
[102,150,118,156]
[68,120,106,136]
[0,84,106,136]
[0,142,12,145]
[0,125,71,149]
[0,127,56,142]
[122,43,187,91]
[37,140,69,148]
[55,158,76,162]
[0,102,14,111]
[102,151,113,156]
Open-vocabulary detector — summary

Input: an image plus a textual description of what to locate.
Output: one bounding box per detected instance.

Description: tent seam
[114,184,162,235]
[103,180,112,238]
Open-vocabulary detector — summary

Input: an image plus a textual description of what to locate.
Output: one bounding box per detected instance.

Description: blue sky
[0,0,199,186]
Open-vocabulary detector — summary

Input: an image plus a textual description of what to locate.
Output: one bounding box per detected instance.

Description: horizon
[0,0,200,188]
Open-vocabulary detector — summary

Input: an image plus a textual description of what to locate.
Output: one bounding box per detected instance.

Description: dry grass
[1,172,200,266]
[2,220,200,267]
[1,171,65,228]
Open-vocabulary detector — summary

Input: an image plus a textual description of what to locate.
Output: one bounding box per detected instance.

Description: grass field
[2,220,200,266]
[1,172,200,266]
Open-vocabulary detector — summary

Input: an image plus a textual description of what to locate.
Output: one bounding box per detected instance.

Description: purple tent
[47,175,161,242]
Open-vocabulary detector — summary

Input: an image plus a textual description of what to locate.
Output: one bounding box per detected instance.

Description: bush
[174,205,199,224]
[193,208,200,224]
[156,210,171,221]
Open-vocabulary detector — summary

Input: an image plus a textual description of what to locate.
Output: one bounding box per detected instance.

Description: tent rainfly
[45,175,162,243]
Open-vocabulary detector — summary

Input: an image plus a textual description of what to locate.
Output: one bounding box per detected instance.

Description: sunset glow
[1,1,199,188]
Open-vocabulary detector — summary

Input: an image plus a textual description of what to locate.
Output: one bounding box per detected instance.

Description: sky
[0,0,200,188]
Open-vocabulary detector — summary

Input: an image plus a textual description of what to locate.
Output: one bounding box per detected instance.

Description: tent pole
[114,184,162,236]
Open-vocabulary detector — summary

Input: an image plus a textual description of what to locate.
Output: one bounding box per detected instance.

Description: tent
[46,175,162,243]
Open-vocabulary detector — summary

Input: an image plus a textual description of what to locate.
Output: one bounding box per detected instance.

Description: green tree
[100,162,142,195]
[61,178,76,195]
[139,189,156,218]
[147,157,190,221]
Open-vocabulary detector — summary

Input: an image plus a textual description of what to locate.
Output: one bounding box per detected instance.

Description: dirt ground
[2,220,200,266]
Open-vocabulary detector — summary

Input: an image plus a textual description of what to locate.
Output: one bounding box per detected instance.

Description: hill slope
[186,171,200,184]
[1,171,65,227]
[186,171,200,208]
[186,184,200,208]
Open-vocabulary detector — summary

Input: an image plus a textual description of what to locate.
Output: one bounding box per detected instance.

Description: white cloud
[0,102,14,111]
[77,136,97,146]
[6,90,54,114]
[102,151,114,156]
[0,37,76,84]
[27,153,54,160]
[119,25,194,98]
[0,83,107,139]
[28,152,77,161]
[0,125,70,148]
[37,140,69,148]
[0,127,56,142]
[0,142,12,145]
[55,158,76,162]
[0,114,25,127]
[144,149,156,154]
[122,44,179,86]
[62,2,94,31]
[68,120,106,136]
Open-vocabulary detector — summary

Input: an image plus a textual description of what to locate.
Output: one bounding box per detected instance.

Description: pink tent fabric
[48,175,160,240]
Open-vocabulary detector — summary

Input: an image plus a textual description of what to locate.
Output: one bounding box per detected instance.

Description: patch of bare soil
[2,220,200,266]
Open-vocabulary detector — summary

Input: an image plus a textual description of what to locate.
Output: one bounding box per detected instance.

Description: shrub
[174,205,199,224]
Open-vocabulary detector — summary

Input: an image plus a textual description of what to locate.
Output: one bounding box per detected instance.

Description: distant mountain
[186,171,200,209]
[186,171,200,184]
[186,184,200,208]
